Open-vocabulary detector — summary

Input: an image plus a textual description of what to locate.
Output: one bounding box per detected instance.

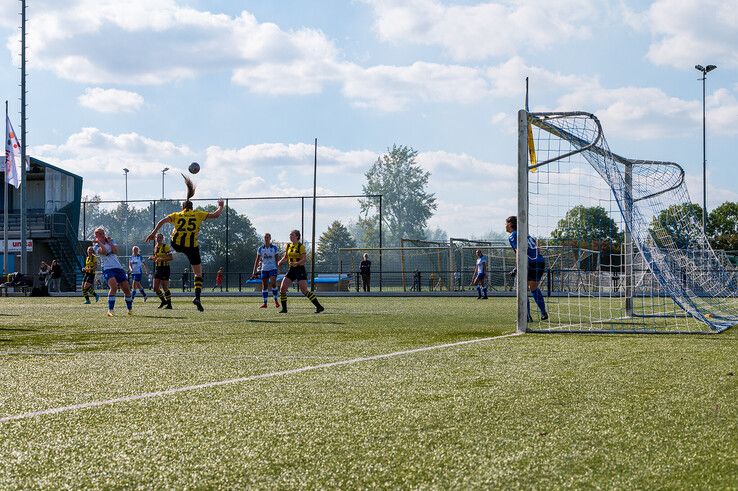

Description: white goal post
[517,109,738,334]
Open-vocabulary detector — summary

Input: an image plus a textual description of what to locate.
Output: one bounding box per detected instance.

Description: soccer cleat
[158,300,167,309]
[476,296,482,300]
[83,299,91,304]
[541,313,549,321]
[143,295,148,303]
[482,296,488,300]
[260,303,268,309]
[315,305,324,314]
[279,307,287,314]
[192,298,204,312]
[274,300,280,308]
[107,310,115,317]
[127,310,134,316]
[94,293,100,302]
[164,303,173,310]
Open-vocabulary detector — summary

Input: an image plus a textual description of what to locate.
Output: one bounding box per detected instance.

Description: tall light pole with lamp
[161,167,169,199]
[123,168,129,203]
[695,63,717,235]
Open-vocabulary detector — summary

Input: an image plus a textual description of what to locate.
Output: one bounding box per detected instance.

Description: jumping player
[506,216,548,321]
[471,249,488,299]
[145,175,224,312]
[277,229,324,314]
[93,227,133,316]
[129,246,149,302]
[81,246,100,304]
[252,232,281,308]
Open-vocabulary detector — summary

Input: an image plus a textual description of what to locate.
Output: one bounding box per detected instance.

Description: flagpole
[3,100,8,277]
[19,0,27,274]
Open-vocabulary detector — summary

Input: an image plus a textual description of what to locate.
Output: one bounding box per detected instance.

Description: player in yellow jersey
[80,246,100,304]
[146,175,224,311]
[150,233,174,309]
[277,229,324,314]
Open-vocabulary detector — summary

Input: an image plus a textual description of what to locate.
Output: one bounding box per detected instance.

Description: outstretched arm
[145,217,172,242]
[207,199,225,219]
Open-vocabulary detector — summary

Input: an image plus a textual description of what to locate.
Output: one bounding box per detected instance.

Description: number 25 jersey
[168,209,209,248]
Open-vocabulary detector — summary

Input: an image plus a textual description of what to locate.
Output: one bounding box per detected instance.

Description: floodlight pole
[123,168,129,202]
[695,64,716,235]
[161,167,169,199]
[19,0,27,274]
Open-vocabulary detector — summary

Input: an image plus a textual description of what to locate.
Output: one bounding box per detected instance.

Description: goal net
[518,110,737,333]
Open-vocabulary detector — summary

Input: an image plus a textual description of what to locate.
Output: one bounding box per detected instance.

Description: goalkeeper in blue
[506,216,548,321]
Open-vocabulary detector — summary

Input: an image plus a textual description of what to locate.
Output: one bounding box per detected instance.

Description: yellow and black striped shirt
[168,209,208,248]
[154,243,173,267]
[84,255,98,273]
[285,242,306,266]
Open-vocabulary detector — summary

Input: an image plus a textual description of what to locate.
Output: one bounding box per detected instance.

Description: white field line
[0,332,521,424]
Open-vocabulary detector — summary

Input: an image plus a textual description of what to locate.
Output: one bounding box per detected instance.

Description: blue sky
[0,0,736,242]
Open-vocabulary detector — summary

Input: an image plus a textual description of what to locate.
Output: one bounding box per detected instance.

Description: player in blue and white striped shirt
[506,216,548,321]
[129,246,148,303]
[252,233,281,308]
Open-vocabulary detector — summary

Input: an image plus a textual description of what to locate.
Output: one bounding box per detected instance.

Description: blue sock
[482,286,488,297]
[532,288,546,314]
[131,290,136,299]
[108,295,115,311]
[262,290,268,303]
[140,288,147,298]
[125,296,133,310]
[476,285,482,297]
[527,297,531,317]
[272,288,279,301]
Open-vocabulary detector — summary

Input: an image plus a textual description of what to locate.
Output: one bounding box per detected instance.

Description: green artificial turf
[0,296,736,488]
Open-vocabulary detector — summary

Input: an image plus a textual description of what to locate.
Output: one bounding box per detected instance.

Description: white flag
[5,116,20,189]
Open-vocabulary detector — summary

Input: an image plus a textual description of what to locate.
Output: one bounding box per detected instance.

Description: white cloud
[343,62,490,111]
[78,87,144,113]
[362,0,596,61]
[623,0,738,69]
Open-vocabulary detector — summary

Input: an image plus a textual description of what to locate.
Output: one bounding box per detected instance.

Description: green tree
[650,202,703,250]
[198,204,261,274]
[551,205,621,270]
[707,202,738,251]
[316,220,356,272]
[359,145,437,246]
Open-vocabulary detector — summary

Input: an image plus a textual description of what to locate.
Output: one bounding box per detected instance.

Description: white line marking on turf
[0,332,521,424]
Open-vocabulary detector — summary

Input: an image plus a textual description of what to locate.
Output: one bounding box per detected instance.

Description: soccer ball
[188,162,200,174]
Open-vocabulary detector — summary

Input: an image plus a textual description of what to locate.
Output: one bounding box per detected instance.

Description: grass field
[1,296,736,488]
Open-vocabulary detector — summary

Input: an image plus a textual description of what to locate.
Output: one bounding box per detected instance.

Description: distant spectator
[49,260,62,293]
[181,269,189,292]
[411,269,421,292]
[213,267,224,291]
[38,261,50,286]
[360,253,371,292]
[1,271,26,287]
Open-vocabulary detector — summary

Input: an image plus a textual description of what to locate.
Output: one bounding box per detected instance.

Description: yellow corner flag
[527,120,537,171]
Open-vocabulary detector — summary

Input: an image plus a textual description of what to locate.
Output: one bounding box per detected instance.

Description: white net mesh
[523,111,737,333]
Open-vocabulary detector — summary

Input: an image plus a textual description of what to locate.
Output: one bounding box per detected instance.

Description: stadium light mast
[161,167,169,199]
[123,168,129,202]
[695,63,717,235]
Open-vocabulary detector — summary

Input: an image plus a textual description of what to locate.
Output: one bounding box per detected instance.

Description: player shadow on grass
[243,318,345,326]
[0,326,35,331]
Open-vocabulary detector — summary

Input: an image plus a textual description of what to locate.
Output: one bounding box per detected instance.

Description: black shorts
[171,242,201,266]
[528,261,546,282]
[82,272,95,285]
[286,266,308,282]
[154,265,171,281]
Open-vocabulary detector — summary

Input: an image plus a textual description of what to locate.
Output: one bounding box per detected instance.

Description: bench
[0,285,32,296]
[313,274,351,292]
